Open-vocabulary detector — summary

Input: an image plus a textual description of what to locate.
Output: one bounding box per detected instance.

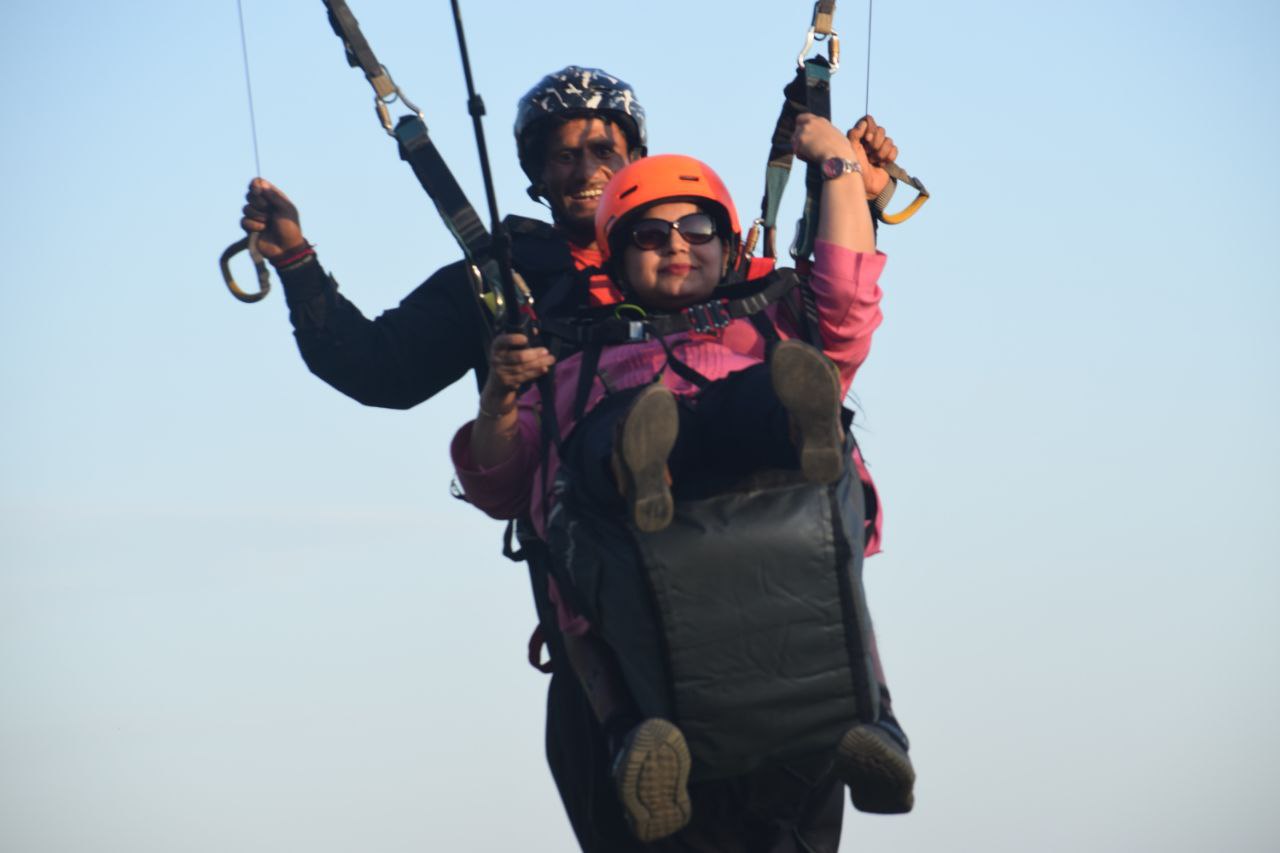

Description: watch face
[822,157,850,179]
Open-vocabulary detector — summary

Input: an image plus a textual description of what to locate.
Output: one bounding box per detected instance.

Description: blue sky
[2,1,1277,850]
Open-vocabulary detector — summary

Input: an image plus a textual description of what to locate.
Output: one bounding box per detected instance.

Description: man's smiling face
[538,117,632,245]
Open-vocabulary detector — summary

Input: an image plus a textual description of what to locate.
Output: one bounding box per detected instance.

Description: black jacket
[278,216,586,408]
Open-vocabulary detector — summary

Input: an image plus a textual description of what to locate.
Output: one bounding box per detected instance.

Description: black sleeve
[278,256,491,409]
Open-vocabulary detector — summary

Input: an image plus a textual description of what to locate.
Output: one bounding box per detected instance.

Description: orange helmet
[594,154,741,265]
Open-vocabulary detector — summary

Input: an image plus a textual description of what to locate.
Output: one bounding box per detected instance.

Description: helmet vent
[679,175,701,182]
[619,185,639,199]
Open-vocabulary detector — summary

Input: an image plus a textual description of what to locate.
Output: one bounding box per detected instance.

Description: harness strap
[537,268,584,320]
[876,160,931,224]
[754,53,832,350]
[322,0,506,330]
[527,624,554,674]
[790,57,833,263]
[572,343,604,424]
[393,116,495,269]
[759,66,808,259]
[748,311,782,356]
[792,259,826,350]
[502,518,525,561]
[536,344,566,531]
[324,0,395,100]
[539,269,802,348]
[652,335,713,391]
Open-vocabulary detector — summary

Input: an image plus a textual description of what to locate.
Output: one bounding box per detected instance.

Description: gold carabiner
[741,218,764,259]
[219,233,271,303]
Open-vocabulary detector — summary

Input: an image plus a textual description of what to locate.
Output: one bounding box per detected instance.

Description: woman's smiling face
[621,202,725,310]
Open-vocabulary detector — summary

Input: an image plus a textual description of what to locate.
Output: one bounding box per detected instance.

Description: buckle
[682,300,731,334]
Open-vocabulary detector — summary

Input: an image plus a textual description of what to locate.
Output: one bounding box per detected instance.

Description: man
[240,66,909,851]
[240,67,644,408]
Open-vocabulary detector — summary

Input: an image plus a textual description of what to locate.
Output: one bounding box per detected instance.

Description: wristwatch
[820,157,861,180]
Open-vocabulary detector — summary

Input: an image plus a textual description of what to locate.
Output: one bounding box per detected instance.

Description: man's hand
[241,178,307,262]
[847,115,899,201]
[479,333,555,418]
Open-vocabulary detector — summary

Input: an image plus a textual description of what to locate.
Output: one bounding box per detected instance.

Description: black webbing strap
[791,56,833,262]
[758,56,833,261]
[652,335,713,391]
[792,259,826,351]
[748,312,782,357]
[539,269,802,348]
[322,0,503,323]
[571,343,604,424]
[392,116,495,269]
[535,345,566,530]
[760,67,806,260]
[324,0,394,98]
[754,51,834,353]
[502,519,525,561]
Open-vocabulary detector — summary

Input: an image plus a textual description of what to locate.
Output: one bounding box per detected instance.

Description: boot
[612,383,679,532]
[769,340,844,484]
[612,718,693,842]
[835,712,916,814]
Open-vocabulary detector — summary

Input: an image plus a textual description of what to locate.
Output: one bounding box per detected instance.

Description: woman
[451,114,912,845]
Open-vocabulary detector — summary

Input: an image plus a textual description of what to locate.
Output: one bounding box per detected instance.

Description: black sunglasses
[629,212,718,250]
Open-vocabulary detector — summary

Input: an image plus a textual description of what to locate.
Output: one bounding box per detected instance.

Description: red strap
[587,273,623,307]
[527,624,554,674]
[746,256,777,278]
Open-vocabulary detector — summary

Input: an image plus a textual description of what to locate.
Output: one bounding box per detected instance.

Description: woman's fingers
[490,334,555,388]
[793,114,855,163]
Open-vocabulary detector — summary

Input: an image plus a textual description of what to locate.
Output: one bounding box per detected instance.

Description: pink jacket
[452,240,886,555]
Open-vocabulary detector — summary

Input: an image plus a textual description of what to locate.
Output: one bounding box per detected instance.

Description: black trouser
[565,364,803,510]
[545,667,845,853]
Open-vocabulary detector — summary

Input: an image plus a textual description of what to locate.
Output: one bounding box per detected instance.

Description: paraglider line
[864,0,874,116]
[236,0,262,176]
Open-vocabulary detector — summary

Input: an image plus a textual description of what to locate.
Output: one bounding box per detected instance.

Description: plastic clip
[876,162,931,225]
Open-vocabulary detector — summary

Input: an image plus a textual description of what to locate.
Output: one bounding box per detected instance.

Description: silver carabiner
[796,26,817,69]
[797,26,841,72]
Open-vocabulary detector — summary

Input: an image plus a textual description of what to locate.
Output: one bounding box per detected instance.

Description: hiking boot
[613,384,679,532]
[835,715,916,814]
[612,718,693,842]
[770,340,844,484]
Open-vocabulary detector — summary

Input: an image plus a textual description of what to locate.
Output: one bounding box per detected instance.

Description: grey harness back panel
[548,434,877,783]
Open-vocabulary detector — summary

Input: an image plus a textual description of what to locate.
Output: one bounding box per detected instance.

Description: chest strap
[539,268,801,348]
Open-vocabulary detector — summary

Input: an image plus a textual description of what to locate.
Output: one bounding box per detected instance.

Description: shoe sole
[615,719,693,842]
[619,385,678,533]
[771,341,844,484]
[836,723,916,814]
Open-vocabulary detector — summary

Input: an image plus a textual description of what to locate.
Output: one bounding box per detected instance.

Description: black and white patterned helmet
[514,65,647,178]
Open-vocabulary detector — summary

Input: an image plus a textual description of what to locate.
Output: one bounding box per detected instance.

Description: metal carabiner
[796,27,841,72]
[797,1,840,70]
[742,218,765,259]
[369,65,426,137]
[796,26,818,69]
[219,232,271,303]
